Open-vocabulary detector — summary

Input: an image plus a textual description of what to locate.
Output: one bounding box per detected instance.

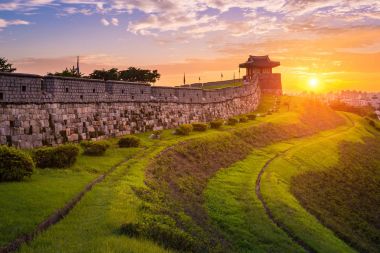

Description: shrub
[120,223,141,237]
[146,223,196,251]
[120,222,196,251]
[247,113,257,120]
[239,116,248,123]
[33,144,79,168]
[210,119,224,129]
[81,141,110,156]
[150,130,163,140]
[227,117,239,126]
[118,136,140,148]
[0,146,34,181]
[175,124,193,135]
[191,123,208,132]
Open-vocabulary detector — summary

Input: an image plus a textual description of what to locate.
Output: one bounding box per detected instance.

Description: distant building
[239,55,282,95]
[336,90,380,108]
[315,90,380,111]
[370,95,380,109]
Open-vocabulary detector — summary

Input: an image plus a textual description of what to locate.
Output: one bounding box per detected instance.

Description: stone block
[68,134,79,142]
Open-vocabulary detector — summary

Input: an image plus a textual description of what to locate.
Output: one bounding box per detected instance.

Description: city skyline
[0,0,379,92]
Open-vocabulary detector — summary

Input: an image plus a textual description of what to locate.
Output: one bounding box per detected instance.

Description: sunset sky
[0,0,379,92]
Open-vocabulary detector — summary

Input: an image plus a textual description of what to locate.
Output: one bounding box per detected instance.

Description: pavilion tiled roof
[239,55,280,68]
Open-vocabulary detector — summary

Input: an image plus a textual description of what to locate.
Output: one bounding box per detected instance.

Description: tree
[48,66,82,77]
[119,67,160,83]
[89,68,119,81]
[88,67,160,83]
[0,57,16,72]
[329,100,374,116]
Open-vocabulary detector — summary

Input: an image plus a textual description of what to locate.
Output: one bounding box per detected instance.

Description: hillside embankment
[125,100,346,252]
[291,136,380,253]
[257,114,380,253]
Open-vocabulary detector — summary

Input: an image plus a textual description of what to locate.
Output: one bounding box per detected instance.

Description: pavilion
[239,55,282,95]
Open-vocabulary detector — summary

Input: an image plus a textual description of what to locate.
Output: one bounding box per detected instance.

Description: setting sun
[308,78,319,89]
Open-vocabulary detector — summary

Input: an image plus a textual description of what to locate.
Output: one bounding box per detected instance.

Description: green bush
[81,141,110,156]
[368,112,378,120]
[120,223,141,237]
[368,119,376,127]
[239,116,248,123]
[175,124,193,135]
[118,136,140,148]
[191,123,208,132]
[247,113,257,120]
[227,117,239,126]
[210,119,224,129]
[33,144,79,168]
[146,223,196,251]
[367,119,380,131]
[150,130,163,139]
[120,222,196,251]
[0,146,34,181]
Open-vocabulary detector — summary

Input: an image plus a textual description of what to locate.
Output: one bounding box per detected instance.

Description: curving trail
[0,153,139,253]
[255,151,316,253]
[255,114,355,253]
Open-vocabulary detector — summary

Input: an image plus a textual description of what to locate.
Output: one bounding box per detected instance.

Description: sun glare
[308,78,319,89]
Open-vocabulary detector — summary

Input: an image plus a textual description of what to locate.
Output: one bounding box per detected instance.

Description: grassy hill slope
[291,136,380,253]
[6,96,378,253]
[121,99,346,252]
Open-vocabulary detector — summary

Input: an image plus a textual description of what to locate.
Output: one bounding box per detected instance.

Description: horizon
[1,0,380,92]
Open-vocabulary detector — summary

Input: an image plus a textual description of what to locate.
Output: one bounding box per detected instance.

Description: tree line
[329,100,377,117]
[0,57,160,83]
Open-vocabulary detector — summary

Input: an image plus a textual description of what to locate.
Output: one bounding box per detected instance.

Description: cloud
[0,0,55,11]
[0,18,30,28]
[100,18,109,26]
[184,22,227,37]
[127,13,218,35]
[111,17,118,26]
[1,1,379,39]
[100,17,118,27]
[62,7,92,15]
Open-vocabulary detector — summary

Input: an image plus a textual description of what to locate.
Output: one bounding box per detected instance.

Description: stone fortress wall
[0,72,261,148]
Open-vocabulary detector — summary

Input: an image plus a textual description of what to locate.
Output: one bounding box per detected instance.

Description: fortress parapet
[0,73,258,104]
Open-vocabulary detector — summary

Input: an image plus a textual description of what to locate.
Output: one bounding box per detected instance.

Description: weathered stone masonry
[0,72,260,148]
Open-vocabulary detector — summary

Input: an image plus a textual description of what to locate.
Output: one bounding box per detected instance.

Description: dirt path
[255,114,355,253]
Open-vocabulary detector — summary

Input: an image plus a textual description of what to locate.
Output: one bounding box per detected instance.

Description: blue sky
[0,0,380,91]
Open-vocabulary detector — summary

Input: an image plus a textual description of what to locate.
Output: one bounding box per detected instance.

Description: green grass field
[0,141,140,248]
[201,80,242,89]
[204,113,375,253]
[1,95,379,253]
[291,133,380,252]
[205,144,305,252]
[259,115,360,253]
